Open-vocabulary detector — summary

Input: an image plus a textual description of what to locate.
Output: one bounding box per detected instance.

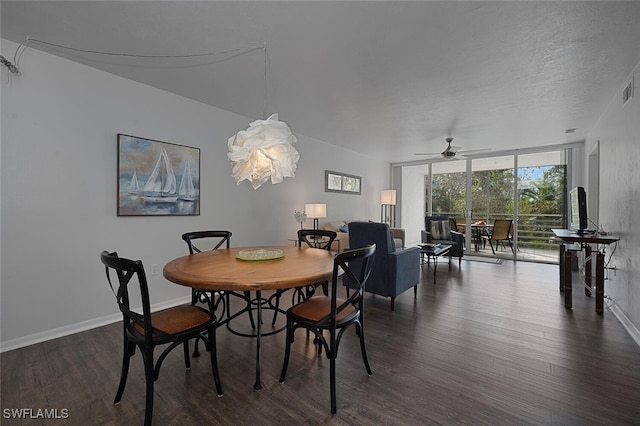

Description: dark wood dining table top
[163,246,336,292]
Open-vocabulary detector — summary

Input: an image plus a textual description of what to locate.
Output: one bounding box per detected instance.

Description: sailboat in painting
[178,159,198,201]
[128,170,141,199]
[142,148,178,203]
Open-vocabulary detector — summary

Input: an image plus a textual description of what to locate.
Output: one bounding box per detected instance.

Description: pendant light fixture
[227,44,299,190]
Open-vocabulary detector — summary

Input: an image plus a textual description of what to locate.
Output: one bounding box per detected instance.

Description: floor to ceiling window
[400,148,569,264]
[430,161,466,217]
[470,156,516,259]
[515,151,567,263]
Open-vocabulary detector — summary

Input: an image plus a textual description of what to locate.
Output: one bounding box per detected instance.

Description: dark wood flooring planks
[2,259,640,425]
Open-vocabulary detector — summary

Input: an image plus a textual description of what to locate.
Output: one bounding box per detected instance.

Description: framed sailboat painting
[117,134,200,216]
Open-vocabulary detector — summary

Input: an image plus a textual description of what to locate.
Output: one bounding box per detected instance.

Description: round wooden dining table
[163,245,336,390]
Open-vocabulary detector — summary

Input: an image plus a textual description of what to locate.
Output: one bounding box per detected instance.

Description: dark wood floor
[3,259,640,425]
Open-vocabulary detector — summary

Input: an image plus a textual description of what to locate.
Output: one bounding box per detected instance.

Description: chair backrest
[348,222,395,254]
[491,219,512,240]
[425,215,456,242]
[182,231,232,254]
[425,215,446,231]
[425,215,456,233]
[100,251,159,342]
[324,244,376,327]
[298,229,337,251]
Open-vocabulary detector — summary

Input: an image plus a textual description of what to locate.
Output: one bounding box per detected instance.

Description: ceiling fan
[414,137,490,160]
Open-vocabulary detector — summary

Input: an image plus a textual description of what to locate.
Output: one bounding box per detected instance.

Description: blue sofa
[346,221,420,311]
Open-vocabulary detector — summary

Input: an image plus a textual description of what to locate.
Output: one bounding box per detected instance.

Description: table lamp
[305,203,327,230]
[381,190,396,227]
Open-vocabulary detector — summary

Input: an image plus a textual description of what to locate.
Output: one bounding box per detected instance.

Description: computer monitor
[569,186,587,234]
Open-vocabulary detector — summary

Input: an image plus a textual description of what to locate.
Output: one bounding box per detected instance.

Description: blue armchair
[423,216,464,266]
[346,222,420,311]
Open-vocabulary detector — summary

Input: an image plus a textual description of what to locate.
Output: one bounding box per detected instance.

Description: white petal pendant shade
[227,113,300,190]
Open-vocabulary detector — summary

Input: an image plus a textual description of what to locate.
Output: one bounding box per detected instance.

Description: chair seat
[289,296,356,323]
[133,305,212,337]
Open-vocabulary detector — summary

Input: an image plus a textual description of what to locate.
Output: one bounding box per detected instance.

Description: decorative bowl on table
[236,248,285,261]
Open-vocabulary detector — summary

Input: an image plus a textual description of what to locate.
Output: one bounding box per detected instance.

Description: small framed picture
[325,170,361,194]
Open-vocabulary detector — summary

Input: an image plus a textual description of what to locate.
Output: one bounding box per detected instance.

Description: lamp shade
[381,189,397,205]
[304,203,327,218]
[227,113,299,190]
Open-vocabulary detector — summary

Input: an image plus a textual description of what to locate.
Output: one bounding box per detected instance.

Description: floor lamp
[381,190,396,227]
[305,203,327,230]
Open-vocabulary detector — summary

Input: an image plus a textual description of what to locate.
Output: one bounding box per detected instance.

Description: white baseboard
[607,295,640,348]
[0,296,191,353]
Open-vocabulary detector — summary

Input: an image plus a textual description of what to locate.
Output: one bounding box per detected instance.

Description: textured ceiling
[3,1,640,163]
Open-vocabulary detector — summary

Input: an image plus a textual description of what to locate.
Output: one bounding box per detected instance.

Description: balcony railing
[438,212,564,252]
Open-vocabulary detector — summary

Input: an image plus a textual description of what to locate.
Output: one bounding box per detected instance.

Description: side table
[419,243,452,283]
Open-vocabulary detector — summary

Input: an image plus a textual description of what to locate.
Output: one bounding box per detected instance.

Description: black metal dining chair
[270,229,339,328]
[182,231,256,331]
[181,230,233,309]
[100,251,222,426]
[279,244,376,414]
[297,229,338,296]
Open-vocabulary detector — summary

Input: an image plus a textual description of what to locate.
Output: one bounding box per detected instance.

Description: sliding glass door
[431,161,466,217]
[471,156,515,259]
[402,147,569,264]
[429,161,469,248]
[516,151,566,263]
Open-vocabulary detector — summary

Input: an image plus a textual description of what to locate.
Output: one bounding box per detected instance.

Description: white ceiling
[3,1,640,163]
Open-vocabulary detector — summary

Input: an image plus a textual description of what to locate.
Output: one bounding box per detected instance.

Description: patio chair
[482,219,514,255]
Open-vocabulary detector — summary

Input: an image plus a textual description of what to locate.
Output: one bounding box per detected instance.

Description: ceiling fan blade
[413,152,441,156]
[457,148,491,155]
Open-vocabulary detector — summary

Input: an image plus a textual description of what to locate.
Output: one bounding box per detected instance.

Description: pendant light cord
[23,37,263,59]
[6,36,264,76]
[263,42,269,120]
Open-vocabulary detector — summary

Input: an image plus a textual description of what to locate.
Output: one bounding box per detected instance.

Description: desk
[551,229,619,314]
[163,246,335,389]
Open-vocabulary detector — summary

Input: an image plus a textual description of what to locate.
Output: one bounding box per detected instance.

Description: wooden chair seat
[289,296,356,323]
[132,305,213,337]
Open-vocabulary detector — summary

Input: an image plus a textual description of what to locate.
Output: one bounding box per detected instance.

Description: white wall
[0,39,389,349]
[587,60,640,336]
[401,165,427,246]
